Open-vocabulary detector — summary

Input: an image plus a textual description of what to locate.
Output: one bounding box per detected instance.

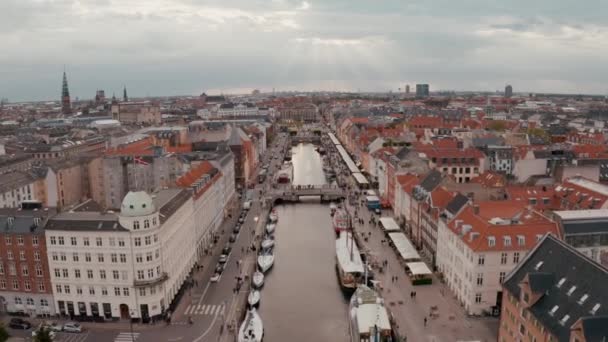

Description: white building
[216,103,262,118]
[436,201,559,316]
[45,189,196,321]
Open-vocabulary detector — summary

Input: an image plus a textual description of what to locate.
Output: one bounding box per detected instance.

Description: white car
[42,321,63,332]
[210,273,221,282]
[62,322,82,333]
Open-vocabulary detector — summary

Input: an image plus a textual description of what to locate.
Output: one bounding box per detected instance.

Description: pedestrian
[424,317,427,327]
[410,291,413,298]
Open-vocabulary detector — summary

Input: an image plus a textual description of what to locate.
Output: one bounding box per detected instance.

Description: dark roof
[394,147,410,160]
[528,272,555,293]
[419,169,443,192]
[579,316,608,341]
[445,193,469,215]
[472,136,504,147]
[0,209,55,235]
[157,189,191,224]
[46,218,125,232]
[503,234,608,342]
[562,221,608,236]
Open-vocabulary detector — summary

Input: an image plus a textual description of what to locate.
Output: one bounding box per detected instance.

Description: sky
[1,0,607,101]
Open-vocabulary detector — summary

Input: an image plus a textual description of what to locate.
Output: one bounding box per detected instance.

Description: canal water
[259,143,349,341]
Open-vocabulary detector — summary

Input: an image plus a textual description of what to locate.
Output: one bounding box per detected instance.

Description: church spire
[123,85,128,102]
[61,70,72,114]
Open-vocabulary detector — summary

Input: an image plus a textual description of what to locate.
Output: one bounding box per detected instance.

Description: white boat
[252,271,264,288]
[349,285,393,342]
[329,202,338,216]
[336,232,365,293]
[261,239,275,250]
[265,223,276,234]
[257,253,275,273]
[248,290,261,308]
[238,308,264,342]
[269,210,279,223]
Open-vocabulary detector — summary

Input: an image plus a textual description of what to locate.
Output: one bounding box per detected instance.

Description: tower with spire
[123,85,128,102]
[61,70,72,114]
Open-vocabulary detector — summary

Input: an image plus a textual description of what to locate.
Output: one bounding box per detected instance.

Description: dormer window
[517,235,525,246]
[129,205,134,209]
[556,277,566,288]
[590,303,601,315]
[488,236,496,247]
[559,314,570,326]
[503,236,511,246]
[578,294,588,305]
[549,305,559,316]
[133,221,140,230]
[566,286,576,296]
[534,261,544,270]
[143,220,150,229]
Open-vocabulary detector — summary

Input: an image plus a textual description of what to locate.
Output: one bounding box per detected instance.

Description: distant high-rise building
[95,90,105,104]
[405,85,410,95]
[61,71,71,114]
[416,84,429,98]
[123,85,128,102]
[505,84,513,98]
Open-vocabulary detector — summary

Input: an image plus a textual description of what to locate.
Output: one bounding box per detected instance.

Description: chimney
[473,205,480,215]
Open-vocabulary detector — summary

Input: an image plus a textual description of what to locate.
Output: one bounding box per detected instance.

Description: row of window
[0,278,46,292]
[477,252,520,265]
[0,263,44,277]
[12,297,49,307]
[0,250,41,262]
[3,235,39,246]
[49,234,158,247]
[55,285,159,299]
[51,249,159,264]
[132,217,157,230]
[52,266,162,281]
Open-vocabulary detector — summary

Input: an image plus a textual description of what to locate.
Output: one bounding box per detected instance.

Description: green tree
[33,327,53,342]
[487,121,507,132]
[0,324,9,342]
[527,128,549,142]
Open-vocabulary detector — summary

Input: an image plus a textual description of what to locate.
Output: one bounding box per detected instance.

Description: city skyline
[2,0,608,101]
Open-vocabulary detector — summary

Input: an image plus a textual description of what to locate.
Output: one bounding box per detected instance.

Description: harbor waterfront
[259,143,350,341]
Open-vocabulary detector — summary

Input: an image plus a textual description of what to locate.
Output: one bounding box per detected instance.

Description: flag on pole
[134,156,150,166]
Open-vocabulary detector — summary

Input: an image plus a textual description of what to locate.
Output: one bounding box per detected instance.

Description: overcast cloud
[1,0,607,101]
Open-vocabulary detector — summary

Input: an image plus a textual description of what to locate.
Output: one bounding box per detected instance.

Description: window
[38,283,45,292]
[155,249,160,259]
[113,270,119,280]
[55,285,62,293]
[475,293,482,303]
[123,288,129,296]
[49,236,56,245]
[87,270,93,279]
[578,294,589,305]
[74,269,81,278]
[60,253,66,261]
[58,237,64,245]
[54,269,61,278]
[137,270,144,279]
[478,255,485,265]
[139,288,146,296]
[152,217,157,226]
[517,235,525,246]
[559,315,570,326]
[121,271,128,280]
[134,237,141,246]
[109,238,116,246]
[8,264,16,275]
[154,234,158,243]
[133,220,140,230]
[144,236,151,245]
[85,253,92,262]
[557,277,566,288]
[476,273,484,286]
[100,270,106,279]
[19,250,25,261]
[499,272,506,284]
[0,279,5,289]
[503,236,511,247]
[111,254,118,263]
[98,254,104,262]
[146,252,153,262]
[150,286,156,295]
[148,269,154,278]
[12,279,19,290]
[83,237,90,246]
[513,252,520,264]
[488,236,496,247]
[14,297,22,305]
[62,269,68,278]
[4,236,11,245]
[89,287,95,295]
[590,303,601,315]
[24,281,31,291]
[549,305,559,316]
[500,253,508,265]
[64,285,70,294]
[102,287,108,296]
[73,253,79,262]
[70,237,77,246]
[118,238,125,247]
[156,266,160,276]
[114,287,121,296]
[35,265,43,277]
[144,220,150,228]
[17,235,24,245]
[76,287,83,295]
[120,254,127,263]
[136,254,143,263]
[21,264,28,276]
[7,251,13,260]
[32,236,38,246]
[96,237,102,246]
[34,251,40,261]
[567,286,577,296]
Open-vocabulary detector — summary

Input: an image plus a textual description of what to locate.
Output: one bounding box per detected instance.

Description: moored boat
[257,252,275,273]
[238,308,264,342]
[333,208,351,235]
[269,210,279,223]
[265,223,276,234]
[336,232,364,293]
[252,271,264,288]
[329,202,338,216]
[248,290,261,308]
[349,285,393,342]
[261,239,275,250]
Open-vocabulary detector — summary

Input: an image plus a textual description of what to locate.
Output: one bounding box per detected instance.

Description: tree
[487,121,507,132]
[33,327,53,342]
[0,324,9,342]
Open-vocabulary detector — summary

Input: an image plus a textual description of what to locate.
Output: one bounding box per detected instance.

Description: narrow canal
[259,143,349,341]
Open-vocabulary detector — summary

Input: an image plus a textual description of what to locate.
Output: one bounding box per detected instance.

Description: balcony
[134,272,168,287]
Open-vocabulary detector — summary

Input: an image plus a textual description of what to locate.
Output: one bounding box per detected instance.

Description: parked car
[219,254,228,264]
[238,217,245,224]
[62,322,82,333]
[222,246,232,256]
[42,321,63,332]
[229,234,237,243]
[9,318,32,330]
[32,326,57,339]
[233,226,241,234]
[215,264,225,274]
[210,272,221,282]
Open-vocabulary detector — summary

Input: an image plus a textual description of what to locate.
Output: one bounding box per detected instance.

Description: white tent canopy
[388,233,420,262]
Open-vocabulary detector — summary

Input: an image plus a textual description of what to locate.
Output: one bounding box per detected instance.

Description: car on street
[374,208,381,215]
[215,263,225,274]
[38,321,62,332]
[218,254,228,264]
[62,322,82,333]
[9,318,32,330]
[32,326,57,339]
[243,200,252,210]
[238,216,245,223]
[229,234,237,243]
[211,272,221,282]
[222,246,232,256]
[233,225,241,234]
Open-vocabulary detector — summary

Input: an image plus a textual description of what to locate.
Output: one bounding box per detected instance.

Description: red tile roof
[176,161,221,200]
[470,171,507,188]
